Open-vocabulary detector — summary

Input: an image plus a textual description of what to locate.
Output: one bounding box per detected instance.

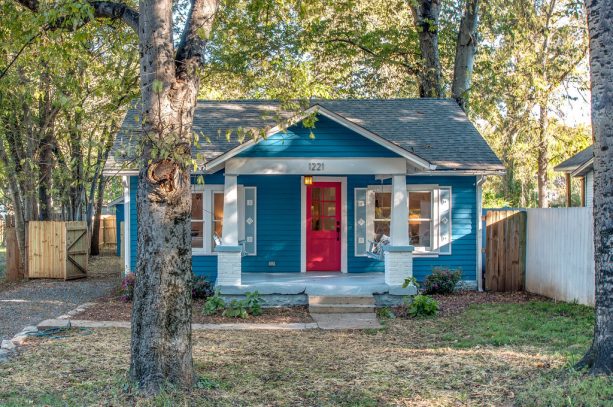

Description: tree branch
[175,0,218,81]
[15,0,139,32]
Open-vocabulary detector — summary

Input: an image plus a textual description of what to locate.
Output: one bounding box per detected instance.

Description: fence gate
[65,221,88,279]
[485,210,527,291]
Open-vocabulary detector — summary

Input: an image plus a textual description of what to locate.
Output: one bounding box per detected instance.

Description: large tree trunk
[38,128,54,220]
[576,0,613,375]
[451,0,479,111]
[410,0,443,97]
[90,176,105,256]
[537,100,550,208]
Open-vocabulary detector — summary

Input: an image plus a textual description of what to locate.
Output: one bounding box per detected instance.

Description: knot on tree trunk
[147,159,181,195]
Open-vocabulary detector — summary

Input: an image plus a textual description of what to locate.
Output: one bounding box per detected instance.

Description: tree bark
[451,0,479,111]
[410,0,443,97]
[576,0,613,375]
[537,100,550,208]
[90,176,105,256]
[128,0,218,393]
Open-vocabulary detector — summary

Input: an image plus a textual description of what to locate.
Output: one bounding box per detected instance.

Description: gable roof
[105,98,504,174]
[554,146,594,176]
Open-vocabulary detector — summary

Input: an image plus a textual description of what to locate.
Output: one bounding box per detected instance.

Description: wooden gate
[28,221,88,280]
[485,210,527,291]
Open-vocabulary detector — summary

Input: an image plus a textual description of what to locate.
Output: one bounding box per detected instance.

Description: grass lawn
[0,300,611,406]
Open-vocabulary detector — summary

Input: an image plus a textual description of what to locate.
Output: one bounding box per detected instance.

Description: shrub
[119,273,136,302]
[203,290,225,315]
[192,275,214,300]
[244,291,263,316]
[407,294,438,317]
[423,267,462,294]
[376,307,396,320]
[222,300,249,319]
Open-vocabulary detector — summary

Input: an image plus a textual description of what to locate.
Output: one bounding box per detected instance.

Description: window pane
[374,220,390,241]
[191,221,204,248]
[409,220,431,248]
[323,201,336,216]
[213,193,224,221]
[322,217,336,231]
[311,187,321,202]
[322,187,336,201]
[375,192,391,219]
[409,191,432,219]
[311,202,321,230]
[192,193,203,220]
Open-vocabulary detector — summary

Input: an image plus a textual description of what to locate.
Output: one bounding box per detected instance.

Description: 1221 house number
[308,162,325,171]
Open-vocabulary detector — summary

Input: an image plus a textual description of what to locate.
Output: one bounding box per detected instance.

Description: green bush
[222,300,249,319]
[203,290,225,315]
[407,295,439,317]
[423,267,462,294]
[192,275,214,300]
[244,291,263,316]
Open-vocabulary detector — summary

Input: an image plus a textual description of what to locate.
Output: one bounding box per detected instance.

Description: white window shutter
[354,188,367,256]
[438,186,452,254]
[243,187,257,255]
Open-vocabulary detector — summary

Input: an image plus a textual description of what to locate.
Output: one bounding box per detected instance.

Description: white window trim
[191,184,250,256]
[364,184,444,257]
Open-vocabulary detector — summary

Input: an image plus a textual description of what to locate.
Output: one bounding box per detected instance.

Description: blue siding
[129,176,138,272]
[115,203,124,257]
[238,115,398,158]
[129,173,478,283]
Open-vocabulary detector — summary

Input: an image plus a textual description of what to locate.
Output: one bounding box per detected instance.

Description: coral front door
[307,182,341,271]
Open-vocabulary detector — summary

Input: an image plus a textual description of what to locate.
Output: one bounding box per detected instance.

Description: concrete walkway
[310,313,382,329]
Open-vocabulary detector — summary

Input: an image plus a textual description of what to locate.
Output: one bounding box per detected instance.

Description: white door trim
[300,176,348,273]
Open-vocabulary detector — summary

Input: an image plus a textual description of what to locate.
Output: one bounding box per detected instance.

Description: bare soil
[429,290,548,316]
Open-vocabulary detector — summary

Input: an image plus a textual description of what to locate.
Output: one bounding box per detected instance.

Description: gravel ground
[0,256,121,340]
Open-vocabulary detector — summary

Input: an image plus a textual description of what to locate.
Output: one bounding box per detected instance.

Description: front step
[308,295,375,314]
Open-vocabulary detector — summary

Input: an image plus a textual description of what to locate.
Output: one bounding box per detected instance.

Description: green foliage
[203,290,226,315]
[376,306,396,320]
[222,300,249,319]
[423,267,462,295]
[402,276,419,288]
[407,295,439,318]
[244,291,263,316]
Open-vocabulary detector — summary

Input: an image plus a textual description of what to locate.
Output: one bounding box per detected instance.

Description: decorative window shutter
[354,188,367,256]
[438,187,452,254]
[243,187,257,255]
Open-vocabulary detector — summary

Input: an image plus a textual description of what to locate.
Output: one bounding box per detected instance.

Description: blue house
[105,99,503,303]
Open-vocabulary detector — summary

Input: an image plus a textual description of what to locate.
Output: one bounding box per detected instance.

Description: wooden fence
[98,215,117,252]
[484,210,527,292]
[526,208,594,305]
[28,221,88,280]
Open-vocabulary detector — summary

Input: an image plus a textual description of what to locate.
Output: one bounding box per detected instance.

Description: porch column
[385,175,414,286]
[216,174,242,286]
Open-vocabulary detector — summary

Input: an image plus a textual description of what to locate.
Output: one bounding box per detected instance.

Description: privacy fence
[483,208,595,306]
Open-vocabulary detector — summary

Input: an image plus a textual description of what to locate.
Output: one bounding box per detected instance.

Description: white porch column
[385,175,414,286]
[217,174,242,286]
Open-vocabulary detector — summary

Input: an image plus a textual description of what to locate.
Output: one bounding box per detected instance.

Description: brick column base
[384,246,414,286]
[216,247,242,286]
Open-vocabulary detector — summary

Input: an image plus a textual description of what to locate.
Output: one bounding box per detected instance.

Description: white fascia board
[570,158,594,177]
[413,169,506,176]
[204,104,434,173]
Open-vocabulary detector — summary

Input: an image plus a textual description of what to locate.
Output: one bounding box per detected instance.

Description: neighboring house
[554,146,594,207]
[104,99,504,303]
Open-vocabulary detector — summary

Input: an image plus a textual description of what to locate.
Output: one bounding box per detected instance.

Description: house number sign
[308,162,325,171]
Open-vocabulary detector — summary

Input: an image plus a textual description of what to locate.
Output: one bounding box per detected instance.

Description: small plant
[407,294,438,317]
[402,276,419,288]
[203,290,225,315]
[120,272,136,302]
[192,275,214,300]
[222,300,249,319]
[244,291,263,316]
[423,267,462,294]
[376,307,396,320]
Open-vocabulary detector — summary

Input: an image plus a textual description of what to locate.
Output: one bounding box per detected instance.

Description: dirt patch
[429,290,548,316]
[72,299,314,324]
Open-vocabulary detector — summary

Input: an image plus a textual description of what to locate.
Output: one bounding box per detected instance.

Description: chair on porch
[366,234,390,261]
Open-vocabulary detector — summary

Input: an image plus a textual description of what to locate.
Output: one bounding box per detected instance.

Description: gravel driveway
[0,256,121,340]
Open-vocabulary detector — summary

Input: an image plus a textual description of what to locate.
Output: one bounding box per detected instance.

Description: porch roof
[105,98,504,175]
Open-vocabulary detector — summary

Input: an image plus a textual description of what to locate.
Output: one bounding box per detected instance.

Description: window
[408,191,432,250]
[191,193,204,249]
[363,185,447,255]
[212,192,224,250]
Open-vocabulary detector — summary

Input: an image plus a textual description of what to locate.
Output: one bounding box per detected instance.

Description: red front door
[307,182,341,271]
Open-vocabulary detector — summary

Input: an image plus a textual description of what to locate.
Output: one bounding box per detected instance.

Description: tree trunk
[576,0,613,375]
[90,176,105,256]
[38,128,55,220]
[451,0,479,111]
[537,100,550,208]
[410,0,443,97]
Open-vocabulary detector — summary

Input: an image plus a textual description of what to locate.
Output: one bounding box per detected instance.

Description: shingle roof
[106,98,504,173]
[554,146,594,173]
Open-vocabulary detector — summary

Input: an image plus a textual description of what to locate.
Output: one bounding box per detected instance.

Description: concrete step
[309,304,375,314]
[308,295,375,305]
